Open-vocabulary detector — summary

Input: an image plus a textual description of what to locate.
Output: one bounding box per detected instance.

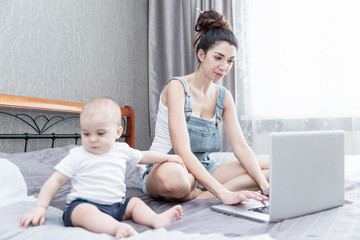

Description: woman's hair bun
[193,9,233,49]
[195,9,232,33]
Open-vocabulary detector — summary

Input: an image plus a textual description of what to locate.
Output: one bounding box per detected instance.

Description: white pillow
[0,158,35,207]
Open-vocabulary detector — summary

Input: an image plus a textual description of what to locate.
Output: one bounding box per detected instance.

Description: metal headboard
[0,94,135,152]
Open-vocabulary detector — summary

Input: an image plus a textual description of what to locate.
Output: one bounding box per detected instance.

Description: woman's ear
[197,49,205,62]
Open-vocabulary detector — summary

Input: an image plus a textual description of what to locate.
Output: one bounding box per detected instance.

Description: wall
[0,0,151,150]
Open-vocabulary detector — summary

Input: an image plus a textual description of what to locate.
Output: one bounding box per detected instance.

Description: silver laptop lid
[269,130,344,222]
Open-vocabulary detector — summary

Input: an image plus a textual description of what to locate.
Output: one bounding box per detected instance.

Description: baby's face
[80,113,122,155]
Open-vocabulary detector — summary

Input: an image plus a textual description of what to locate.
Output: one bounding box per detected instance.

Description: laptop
[211,130,345,223]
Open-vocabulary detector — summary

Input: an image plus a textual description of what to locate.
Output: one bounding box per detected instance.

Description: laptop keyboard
[249,205,270,214]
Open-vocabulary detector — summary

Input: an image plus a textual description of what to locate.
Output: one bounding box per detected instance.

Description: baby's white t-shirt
[55,142,142,205]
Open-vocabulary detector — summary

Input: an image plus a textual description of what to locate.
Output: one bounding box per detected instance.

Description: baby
[20,97,184,239]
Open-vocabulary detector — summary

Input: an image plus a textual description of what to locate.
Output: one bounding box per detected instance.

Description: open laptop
[211,130,345,223]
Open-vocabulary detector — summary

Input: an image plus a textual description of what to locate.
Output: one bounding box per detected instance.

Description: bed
[0,94,359,240]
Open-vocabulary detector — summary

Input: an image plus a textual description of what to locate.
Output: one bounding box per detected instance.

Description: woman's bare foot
[152,205,182,229]
[115,223,137,239]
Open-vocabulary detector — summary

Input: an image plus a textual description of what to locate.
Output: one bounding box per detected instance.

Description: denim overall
[141,77,226,193]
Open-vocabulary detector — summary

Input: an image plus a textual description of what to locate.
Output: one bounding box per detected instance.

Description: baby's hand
[19,206,47,228]
[168,155,186,169]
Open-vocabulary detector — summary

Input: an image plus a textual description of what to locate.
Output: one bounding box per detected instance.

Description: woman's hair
[193,9,238,60]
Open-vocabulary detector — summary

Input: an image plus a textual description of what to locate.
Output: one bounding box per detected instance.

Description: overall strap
[215,85,226,125]
[170,77,192,120]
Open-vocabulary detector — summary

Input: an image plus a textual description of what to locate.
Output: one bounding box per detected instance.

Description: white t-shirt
[55,142,142,205]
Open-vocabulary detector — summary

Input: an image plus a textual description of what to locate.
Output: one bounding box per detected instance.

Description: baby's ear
[116,126,123,139]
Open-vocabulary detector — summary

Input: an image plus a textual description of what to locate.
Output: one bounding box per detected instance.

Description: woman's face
[198,41,237,82]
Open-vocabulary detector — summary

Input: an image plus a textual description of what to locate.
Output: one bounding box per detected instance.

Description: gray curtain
[148,0,235,151]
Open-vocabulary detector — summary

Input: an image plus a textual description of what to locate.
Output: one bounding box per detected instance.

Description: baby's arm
[19,171,68,228]
[139,151,184,168]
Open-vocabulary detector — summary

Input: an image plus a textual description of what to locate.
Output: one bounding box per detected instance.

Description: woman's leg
[197,156,269,199]
[123,197,182,228]
[71,203,137,239]
[145,161,202,201]
[214,156,269,185]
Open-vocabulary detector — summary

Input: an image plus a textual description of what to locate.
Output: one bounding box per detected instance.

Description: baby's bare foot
[152,205,182,229]
[115,223,137,239]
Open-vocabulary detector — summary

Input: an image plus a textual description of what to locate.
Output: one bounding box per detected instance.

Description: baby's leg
[124,197,182,229]
[71,203,137,239]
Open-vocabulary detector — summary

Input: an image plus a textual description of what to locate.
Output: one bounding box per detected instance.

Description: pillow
[126,162,146,189]
[0,158,36,207]
[0,145,75,210]
[0,145,145,209]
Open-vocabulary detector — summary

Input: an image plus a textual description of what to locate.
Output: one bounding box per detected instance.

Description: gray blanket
[126,178,360,239]
[1,146,359,240]
[1,178,359,240]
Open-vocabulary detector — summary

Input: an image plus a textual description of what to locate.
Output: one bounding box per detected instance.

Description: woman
[142,9,269,205]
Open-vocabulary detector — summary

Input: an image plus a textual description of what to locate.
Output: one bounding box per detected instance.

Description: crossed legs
[145,156,269,201]
[197,156,269,199]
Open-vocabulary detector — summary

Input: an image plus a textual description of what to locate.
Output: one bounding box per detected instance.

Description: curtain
[234,0,360,155]
[148,0,235,151]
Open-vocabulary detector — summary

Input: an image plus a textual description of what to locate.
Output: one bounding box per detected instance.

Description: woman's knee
[147,162,194,199]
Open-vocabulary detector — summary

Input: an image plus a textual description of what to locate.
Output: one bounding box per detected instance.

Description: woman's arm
[222,90,269,194]
[20,171,68,228]
[139,151,184,167]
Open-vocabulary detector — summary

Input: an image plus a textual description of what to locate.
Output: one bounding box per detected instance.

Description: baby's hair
[81,97,122,127]
[193,9,238,61]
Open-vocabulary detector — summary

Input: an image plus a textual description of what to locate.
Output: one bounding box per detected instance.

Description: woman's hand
[220,190,268,205]
[167,154,186,169]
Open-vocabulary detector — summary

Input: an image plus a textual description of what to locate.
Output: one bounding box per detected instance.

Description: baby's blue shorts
[62,197,131,227]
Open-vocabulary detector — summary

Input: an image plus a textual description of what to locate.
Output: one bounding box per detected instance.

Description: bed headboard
[0,94,135,151]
